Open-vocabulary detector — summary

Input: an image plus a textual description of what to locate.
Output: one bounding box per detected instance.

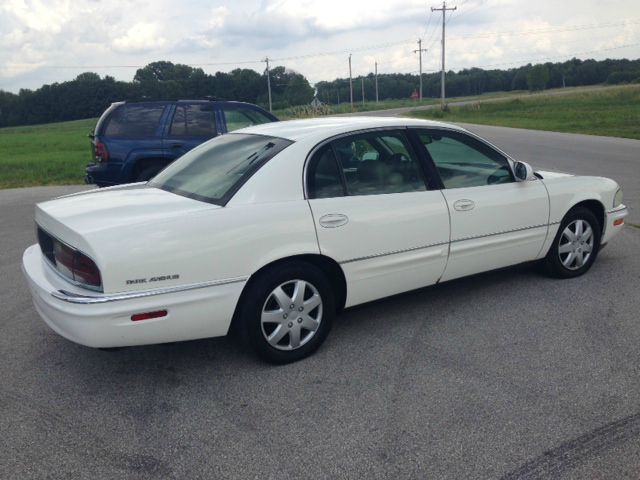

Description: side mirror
[514,161,535,181]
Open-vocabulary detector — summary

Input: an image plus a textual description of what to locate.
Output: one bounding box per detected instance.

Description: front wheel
[238,262,335,364]
[543,207,601,278]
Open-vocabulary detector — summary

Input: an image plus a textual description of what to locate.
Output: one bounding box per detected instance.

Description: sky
[1,0,639,93]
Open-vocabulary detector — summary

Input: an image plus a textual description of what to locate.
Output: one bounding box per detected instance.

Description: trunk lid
[35,185,218,258]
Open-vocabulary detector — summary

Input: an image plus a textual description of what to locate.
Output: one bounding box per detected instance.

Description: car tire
[237,261,335,364]
[135,166,162,182]
[543,207,601,278]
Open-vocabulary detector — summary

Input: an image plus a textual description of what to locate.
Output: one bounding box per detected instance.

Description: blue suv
[86,100,278,186]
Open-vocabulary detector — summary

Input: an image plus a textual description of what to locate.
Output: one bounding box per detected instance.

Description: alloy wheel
[558,219,594,270]
[260,279,323,351]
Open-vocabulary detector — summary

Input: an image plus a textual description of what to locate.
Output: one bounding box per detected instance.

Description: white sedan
[22,117,628,363]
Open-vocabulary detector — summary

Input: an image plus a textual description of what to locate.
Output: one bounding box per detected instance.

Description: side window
[223,107,272,132]
[332,131,426,196]
[169,104,216,138]
[418,131,513,188]
[307,145,345,199]
[104,105,165,137]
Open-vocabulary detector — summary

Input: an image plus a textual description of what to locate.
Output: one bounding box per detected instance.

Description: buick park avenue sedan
[22,117,628,363]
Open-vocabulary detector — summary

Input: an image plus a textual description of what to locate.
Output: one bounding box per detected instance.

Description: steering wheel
[487,166,511,185]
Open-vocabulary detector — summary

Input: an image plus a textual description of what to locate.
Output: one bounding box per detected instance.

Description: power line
[3,18,638,72]
[449,41,640,70]
[452,18,640,39]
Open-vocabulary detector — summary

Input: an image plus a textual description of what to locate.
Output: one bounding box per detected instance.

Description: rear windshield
[149,133,292,205]
[103,104,166,137]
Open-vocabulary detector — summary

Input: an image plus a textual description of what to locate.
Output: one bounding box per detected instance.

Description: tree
[527,64,549,92]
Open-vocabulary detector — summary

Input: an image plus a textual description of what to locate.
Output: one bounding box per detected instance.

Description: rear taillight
[95,141,109,162]
[72,252,102,288]
[38,227,102,291]
[53,241,75,277]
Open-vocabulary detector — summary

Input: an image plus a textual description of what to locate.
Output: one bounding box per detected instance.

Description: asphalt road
[1,125,639,479]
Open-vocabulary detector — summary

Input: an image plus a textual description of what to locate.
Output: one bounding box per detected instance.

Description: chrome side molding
[51,276,248,304]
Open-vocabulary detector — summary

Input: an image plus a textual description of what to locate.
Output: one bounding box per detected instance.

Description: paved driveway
[1,124,638,479]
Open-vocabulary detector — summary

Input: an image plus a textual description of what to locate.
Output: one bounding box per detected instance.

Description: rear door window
[331,131,427,196]
[169,104,216,138]
[307,145,345,199]
[222,107,273,132]
[104,104,165,137]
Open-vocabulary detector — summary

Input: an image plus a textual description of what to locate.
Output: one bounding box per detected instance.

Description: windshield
[150,133,292,205]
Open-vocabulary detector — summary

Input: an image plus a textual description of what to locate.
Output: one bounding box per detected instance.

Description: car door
[164,103,217,159]
[412,128,550,282]
[306,129,450,308]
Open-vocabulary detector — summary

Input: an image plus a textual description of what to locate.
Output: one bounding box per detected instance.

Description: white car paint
[310,191,450,306]
[22,117,628,349]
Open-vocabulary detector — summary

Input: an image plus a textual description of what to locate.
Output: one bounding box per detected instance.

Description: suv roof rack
[119,96,226,104]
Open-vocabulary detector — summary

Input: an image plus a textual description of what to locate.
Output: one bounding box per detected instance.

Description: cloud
[0,0,639,92]
[112,22,167,53]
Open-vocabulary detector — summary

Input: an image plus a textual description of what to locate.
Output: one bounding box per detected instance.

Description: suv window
[104,104,165,137]
[331,131,426,196]
[417,131,513,188]
[307,145,345,199]
[170,104,216,138]
[223,107,273,132]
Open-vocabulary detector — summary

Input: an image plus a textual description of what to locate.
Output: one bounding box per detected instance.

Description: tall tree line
[0,61,314,127]
[316,58,640,104]
[1,57,639,127]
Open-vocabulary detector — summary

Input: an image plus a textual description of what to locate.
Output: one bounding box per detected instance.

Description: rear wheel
[543,207,601,278]
[238,262,335,364]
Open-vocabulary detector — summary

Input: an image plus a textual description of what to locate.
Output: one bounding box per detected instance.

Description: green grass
[405,85,640,140]
[273,90,529,119]
[1,84,638,189]
[0,118,97,188]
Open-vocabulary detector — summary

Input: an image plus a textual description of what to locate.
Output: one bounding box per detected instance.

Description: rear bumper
[85,162,119,187]
[601,204,628,245]
[22,244,245,348]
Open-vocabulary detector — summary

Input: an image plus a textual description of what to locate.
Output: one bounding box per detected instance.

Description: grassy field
[406,84,640,139]
[273,89,530,119]
[1,84,638,189]
[0,118,96,188]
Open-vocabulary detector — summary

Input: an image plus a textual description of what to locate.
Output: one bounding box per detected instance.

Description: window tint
[418,131,513,188]
[223,107,273,132]
[307,145,344,199]
[149,134,291,205]
[170,104,216,137]
[104,105,165,137]
[332,131,426,196]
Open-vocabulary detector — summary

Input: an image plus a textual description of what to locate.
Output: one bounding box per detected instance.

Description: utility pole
[361,78,365,105]
[413,38,428,101]
[431,1,456,109]
[263,57,272,113]
[348,54,353,111]
[375,61,379,103]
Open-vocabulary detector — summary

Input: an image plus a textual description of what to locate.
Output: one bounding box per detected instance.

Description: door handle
[169,143,183,148]
[319,214,349,228]
[453,199,475,211]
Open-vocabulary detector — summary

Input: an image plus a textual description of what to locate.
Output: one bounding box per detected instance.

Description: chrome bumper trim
[607,204,628,214]
[51,276,248,304]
